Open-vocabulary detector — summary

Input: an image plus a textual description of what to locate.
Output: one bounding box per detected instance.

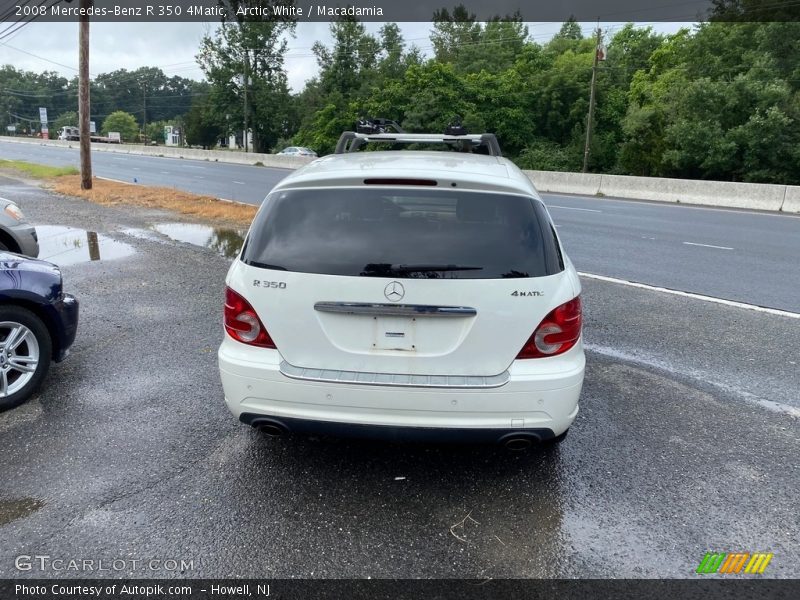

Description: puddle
[151,223,245,258]
[36,225,135,266]
[118,227,169,244]
[0,497,44,526]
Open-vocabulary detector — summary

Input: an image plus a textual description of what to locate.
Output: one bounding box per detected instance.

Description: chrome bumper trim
[279,361,509,388]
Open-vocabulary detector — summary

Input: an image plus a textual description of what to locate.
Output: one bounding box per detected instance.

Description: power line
[0,0,59,42]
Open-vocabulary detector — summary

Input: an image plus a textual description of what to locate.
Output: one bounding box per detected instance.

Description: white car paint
[218,151,584,444]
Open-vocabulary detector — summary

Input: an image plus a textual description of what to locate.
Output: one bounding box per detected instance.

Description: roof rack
[335,118,502,157]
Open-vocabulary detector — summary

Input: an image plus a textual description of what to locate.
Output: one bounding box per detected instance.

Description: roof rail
[334,131,502,156]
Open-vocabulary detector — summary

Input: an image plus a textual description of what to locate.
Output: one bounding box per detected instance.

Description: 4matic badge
[511,290,544,297]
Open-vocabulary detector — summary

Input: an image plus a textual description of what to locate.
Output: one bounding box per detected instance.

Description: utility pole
[142,83,147,144]
[582,25,602,174]
[78,0,92,189]
[242,50,249,153]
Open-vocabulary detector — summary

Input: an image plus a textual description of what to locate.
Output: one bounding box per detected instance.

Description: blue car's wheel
[0,306,52,411]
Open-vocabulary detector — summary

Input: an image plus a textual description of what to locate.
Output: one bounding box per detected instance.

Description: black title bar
[2,579,799,600]
[2,0,800,23]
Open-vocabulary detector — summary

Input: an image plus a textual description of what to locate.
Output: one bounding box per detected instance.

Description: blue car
[0,252,78,411]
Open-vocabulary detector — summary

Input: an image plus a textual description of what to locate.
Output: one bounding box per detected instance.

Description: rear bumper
[219,337,583,441]
[239,412,562,444]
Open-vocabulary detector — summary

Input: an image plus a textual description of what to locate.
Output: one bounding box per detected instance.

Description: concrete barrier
[524,169,796,213]
[4,136,800,213]
[597,174,786,212]
[782,186,800,214]
[525,170,601,196]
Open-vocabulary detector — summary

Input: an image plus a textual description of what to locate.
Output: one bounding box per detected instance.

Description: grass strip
[0,159,79,178]
[51,175,257,226]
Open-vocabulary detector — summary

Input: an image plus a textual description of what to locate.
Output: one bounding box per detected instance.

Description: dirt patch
[51,176,257,226]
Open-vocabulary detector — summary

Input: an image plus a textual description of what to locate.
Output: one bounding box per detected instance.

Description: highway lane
[3,139,800,312]
[546,194,800,313]
[0,140,287,203]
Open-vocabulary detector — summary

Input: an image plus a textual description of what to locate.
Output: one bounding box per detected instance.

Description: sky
[0,20,690,92]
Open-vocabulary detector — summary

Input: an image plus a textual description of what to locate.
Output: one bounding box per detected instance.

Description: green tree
[618,22,800,183]
[93,67,198,126]
[145,120,170,144]
[312,18,380,98]
[293,95,358,155]
[101,110,139,142]
[185,96,222,149]
[431,7,528,74]
[517,138,581,171]
[197,16,295,152]
[556,16,583,41]
[430,5,482,66]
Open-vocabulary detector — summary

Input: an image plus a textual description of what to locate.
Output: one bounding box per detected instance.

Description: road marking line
[584,342,800,418]
[218,197,255,206]
[548,205,602,213]
[683,241,734,250]
[96,176,133,185]
[160,171,169,174]
[578,272,800,319]
[233,181,245,185]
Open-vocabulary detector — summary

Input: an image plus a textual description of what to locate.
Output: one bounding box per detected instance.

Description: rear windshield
[242,188,562,279]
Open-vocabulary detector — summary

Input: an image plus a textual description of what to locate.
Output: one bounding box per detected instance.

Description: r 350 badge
[253,280,286,289]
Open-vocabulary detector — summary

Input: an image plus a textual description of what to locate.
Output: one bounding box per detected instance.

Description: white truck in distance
[57,126,121,144]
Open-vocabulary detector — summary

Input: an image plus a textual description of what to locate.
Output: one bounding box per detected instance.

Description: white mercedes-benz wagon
[219,127,584,448]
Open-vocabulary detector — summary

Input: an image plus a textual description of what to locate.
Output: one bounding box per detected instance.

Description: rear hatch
[232,186,572,376]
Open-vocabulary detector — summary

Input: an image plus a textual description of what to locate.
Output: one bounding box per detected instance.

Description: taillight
[223,287,276,348]
[516,296,582,359]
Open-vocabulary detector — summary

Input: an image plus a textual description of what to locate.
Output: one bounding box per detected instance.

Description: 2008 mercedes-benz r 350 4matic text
[218,125,584,448]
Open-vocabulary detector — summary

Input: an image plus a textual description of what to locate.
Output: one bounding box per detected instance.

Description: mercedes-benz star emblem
[384,281,405,302]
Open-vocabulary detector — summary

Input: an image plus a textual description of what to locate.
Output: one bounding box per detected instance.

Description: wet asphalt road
[0,176,798,579]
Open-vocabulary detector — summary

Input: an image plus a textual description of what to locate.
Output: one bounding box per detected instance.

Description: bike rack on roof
[335,121,502,157]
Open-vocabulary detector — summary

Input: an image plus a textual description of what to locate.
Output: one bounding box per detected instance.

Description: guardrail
[3,136,798,213]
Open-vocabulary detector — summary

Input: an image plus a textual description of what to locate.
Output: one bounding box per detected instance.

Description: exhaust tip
[500,433,541,451]
[251,419,288,437]
[504,438,532,451]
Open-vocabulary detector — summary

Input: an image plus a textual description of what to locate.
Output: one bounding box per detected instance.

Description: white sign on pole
[39,107,48,124]
[90,120,96,134]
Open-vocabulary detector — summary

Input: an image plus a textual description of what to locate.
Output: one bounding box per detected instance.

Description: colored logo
[696,552,773,574]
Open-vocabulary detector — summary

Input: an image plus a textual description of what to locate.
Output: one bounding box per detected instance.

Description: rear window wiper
[244,260,288,271]
[394,264,483,272]
[361,263,483,276]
